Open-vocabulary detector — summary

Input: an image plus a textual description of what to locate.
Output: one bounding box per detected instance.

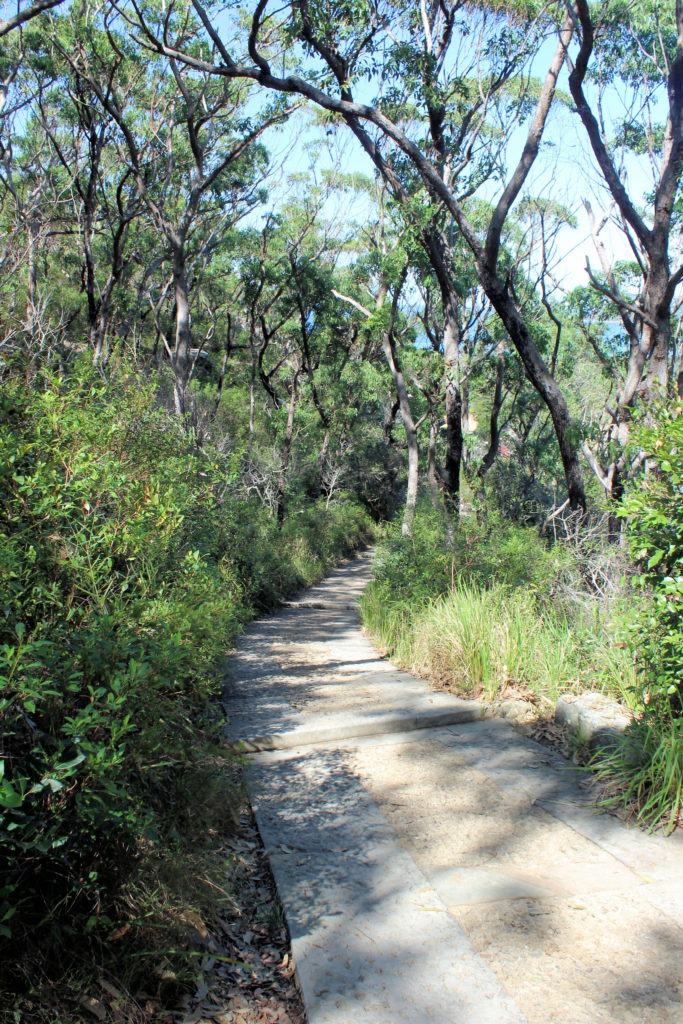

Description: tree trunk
[172,243,192,416]
[485,276,586,511]
[427,412,441,510]
[319,427,330,497]
[276,367,300,527]
[478,341,505,485]
[248,338,257,459]
[379,330,418,535]
[640,270,672,397]
[24,214,38,345]
[441,288,463,518]
[402,417,419,536]
[93,220,131,364]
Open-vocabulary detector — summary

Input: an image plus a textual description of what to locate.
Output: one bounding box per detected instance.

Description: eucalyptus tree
[0,92,71,356]
[0,20,62,354]
[128,0,588,509]
[55,2,287,416]
[37,24,144,360]
[326,178,424,532]
[566,0,683,500]
[0,0,66,38]
[236,193,375,522]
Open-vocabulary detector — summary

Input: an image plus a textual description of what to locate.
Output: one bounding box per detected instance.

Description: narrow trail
[224,551,683,1024]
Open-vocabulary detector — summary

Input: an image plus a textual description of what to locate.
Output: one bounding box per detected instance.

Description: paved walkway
[224,551,683,1024]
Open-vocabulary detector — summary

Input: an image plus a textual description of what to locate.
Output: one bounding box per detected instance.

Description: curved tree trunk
[484,276,586,511]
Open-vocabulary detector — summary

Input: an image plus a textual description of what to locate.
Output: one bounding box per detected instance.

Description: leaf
[80,996,107,1022]
[0,781,23,809]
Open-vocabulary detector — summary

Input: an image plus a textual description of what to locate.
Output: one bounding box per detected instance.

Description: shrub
[585,400,683,832]
[0,364,242,944]
[361,506,636,706]
[368,504,571,606]
[0,359,373,956]
[620,400,683,717]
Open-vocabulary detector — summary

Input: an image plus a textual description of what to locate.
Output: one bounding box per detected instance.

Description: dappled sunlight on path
[225,551,683,1024]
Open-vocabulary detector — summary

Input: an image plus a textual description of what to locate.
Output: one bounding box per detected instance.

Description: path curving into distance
[223,550,683,1024]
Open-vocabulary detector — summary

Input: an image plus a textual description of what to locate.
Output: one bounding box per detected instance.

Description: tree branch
[0,0,64,37]
[568,0,653,254]
[485,13,573,270]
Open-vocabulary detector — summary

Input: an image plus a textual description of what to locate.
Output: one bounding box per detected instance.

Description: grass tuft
[362,580,636,707]
[590,718,683,834]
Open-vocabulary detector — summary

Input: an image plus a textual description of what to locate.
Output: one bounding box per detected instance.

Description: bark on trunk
[277,368,300,527]
[379,330,419,535]
[485,276,586,510]
[319,427,330,497]
[248,339,257,459]
[478,341,505,483]
[441,289,463,518]
[24,215,38,344]
[172,243,192,417]
[427,413,441,509]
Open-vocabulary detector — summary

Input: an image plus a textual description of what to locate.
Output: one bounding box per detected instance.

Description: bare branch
[331,289,372,318]
[485,14,573,270]
[569,0,653,254]
[0,0,64,37]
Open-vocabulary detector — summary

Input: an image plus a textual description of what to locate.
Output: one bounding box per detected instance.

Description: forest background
[2,0,683,1020]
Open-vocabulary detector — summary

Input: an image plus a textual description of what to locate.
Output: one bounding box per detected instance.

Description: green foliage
[581,401,683,833]
[368,504,565,605]
[591,717,683,834]
[620,401,683,716]
[0,359,373,955]
[362,508,635,706]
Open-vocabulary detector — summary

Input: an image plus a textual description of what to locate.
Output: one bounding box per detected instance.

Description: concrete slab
[233,703,483,751]
[249,749,527,1024]
[225,551,683,1024]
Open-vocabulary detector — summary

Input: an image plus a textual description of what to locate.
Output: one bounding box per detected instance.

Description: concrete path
[224,551,683,1024]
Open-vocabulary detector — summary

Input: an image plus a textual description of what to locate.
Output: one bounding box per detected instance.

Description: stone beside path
[555,692,634,751]
[223,550,683,1024]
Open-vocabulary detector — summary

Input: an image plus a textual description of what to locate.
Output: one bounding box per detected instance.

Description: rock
[497,698,536,724]
[555,692,633,752]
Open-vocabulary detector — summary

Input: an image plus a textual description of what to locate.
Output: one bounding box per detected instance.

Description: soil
[166,806,306,1024]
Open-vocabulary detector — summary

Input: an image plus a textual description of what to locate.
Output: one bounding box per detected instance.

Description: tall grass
[362,582,636,706]
[590,718,683,833]
[361,507,638,711]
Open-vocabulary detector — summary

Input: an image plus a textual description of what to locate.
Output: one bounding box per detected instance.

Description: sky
[252,12,666,304]
[1,0,668,304]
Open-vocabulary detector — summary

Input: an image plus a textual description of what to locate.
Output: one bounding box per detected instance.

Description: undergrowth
[361,506,637,708]
[0,359,373,1018]
[587,399,683,833]
[590,718,683,834]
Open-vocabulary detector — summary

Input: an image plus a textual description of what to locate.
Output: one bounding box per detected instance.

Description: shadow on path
[225,552,683,1024]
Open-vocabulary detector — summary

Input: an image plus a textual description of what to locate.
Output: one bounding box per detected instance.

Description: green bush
[584,400,683,833]
[368,504,569,606]
[620,401,683,717]
[362,506,636,706]
[0,360,373,951]
[0,365,238,941]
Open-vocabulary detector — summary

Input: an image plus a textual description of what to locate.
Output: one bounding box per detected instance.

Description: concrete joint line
[231,705,484,752]
[281,599,361,610]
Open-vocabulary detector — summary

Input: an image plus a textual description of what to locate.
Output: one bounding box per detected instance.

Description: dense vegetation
[1,0,683,1018]
[362,510,637,708]
[0,359,373,1014]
